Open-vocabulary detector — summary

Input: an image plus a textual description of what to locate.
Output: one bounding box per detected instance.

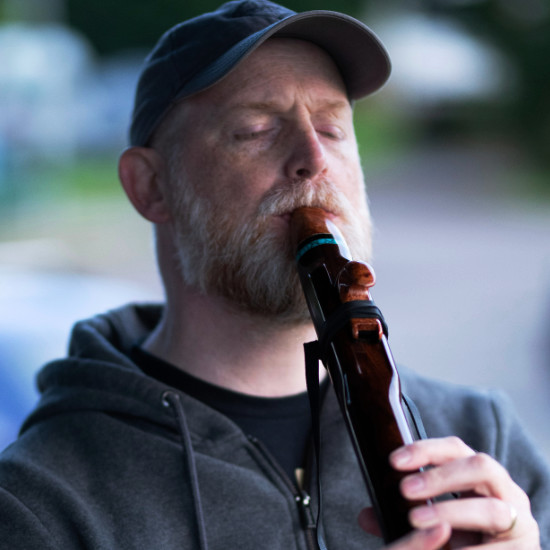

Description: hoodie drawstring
[162,390,209,550]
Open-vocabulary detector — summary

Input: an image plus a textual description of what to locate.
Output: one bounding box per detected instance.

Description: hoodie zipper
[247,435,318,550]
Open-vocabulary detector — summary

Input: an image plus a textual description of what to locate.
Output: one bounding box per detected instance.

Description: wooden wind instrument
[290,206,441,544]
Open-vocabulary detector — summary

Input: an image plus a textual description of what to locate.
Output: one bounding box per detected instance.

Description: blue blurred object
[0,267,158,451]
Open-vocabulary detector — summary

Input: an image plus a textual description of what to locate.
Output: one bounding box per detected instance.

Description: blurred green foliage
[428,0,550,166]
[354,102,416,164]
[38,156,122,199]
[64,0,366,55]
[0,155,122,215]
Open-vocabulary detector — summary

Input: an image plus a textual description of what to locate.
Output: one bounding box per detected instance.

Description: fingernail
[410,506,438,527]
[402,474,425,495]
[390,447,412,467]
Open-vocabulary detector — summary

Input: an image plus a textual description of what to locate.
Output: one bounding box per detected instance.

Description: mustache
[257,179,346,218]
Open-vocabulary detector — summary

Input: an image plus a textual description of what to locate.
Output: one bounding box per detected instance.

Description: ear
[118,147,172,224]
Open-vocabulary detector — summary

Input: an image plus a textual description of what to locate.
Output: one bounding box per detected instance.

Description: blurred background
[0,0,549,462]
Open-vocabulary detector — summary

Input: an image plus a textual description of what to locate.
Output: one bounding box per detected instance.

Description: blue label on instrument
[296,236,337,262]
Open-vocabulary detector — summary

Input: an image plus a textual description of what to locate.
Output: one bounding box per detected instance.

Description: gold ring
[501,504,518,535]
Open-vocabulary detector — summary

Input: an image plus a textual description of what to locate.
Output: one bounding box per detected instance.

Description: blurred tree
[65,0,366,55]
[425,0,550,165]
[1,0,66,22]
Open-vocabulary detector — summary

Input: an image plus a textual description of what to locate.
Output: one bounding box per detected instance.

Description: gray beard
[170,176,372,325]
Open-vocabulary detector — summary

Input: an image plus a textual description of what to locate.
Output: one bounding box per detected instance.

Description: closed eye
[234,128,275,141]
[316,125,346,141]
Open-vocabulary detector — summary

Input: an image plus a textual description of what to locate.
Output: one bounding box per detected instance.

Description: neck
[142,289,318,397]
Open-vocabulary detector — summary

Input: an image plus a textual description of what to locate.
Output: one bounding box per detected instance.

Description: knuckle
[518,484,530,502]
[515,486,532,512]
[469,451,494,472]
[444,435,472,455]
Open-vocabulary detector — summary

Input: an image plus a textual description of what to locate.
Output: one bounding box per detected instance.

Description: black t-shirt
[131,346,315,482]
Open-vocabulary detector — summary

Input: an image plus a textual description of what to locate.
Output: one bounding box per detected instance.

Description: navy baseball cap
[129,0,391,146]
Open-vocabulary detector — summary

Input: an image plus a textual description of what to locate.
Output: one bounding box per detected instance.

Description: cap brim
[179,10,391,102]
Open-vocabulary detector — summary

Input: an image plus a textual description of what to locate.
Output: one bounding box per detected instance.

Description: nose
[284,123,327,180]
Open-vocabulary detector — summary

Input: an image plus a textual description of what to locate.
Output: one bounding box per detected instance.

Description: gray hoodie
[0,304,548,549]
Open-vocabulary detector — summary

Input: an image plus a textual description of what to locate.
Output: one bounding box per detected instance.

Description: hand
[358,436,540,549]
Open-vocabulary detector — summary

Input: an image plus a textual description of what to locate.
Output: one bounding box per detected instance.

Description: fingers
[385,522,452,550]
[408,496,539,545]
[391,437,520,501]
[408,497,516,534]
[390,436,474,470]
[400,452,517,501]
[499,504,518,535]
[388,437,540,545]
[358,508,453,550]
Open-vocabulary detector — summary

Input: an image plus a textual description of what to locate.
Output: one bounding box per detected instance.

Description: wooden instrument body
[291,207,425,543]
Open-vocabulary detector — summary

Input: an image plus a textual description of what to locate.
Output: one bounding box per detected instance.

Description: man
[0,1,548,548]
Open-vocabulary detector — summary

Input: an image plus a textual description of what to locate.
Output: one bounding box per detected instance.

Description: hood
[20,304,231,442]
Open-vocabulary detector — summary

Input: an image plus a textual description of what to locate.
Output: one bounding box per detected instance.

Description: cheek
[330,148,364,195]
[183,145,269,211]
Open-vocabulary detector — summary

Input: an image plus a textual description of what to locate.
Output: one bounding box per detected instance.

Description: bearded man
[0,1,548,549]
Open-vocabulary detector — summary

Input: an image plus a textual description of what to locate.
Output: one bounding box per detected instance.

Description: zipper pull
[296,490,315,530]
